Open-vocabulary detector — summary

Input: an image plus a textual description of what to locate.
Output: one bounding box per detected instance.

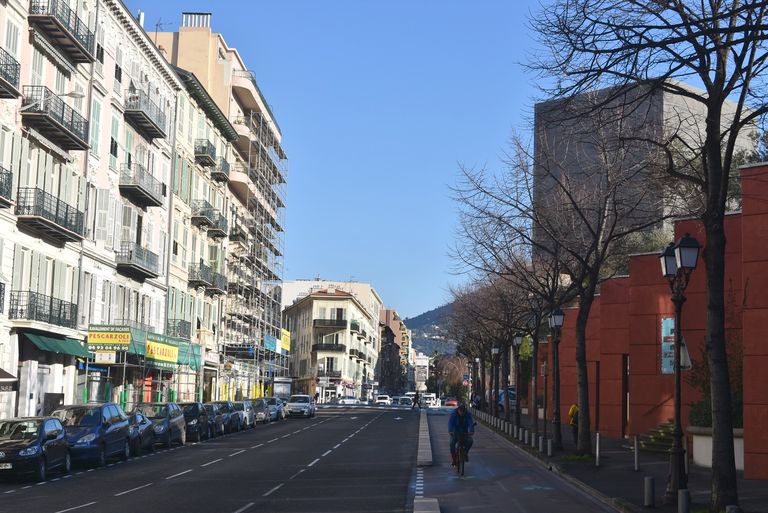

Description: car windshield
[181,404,198,415]
[0,420,40,440]
[267,398,278,406]
[289,396,309,403]
[216,403,231,413]
[253,399,265,407]
[52,407,101,427]
[233,403,244,411]
[204,405,216,414]
[135,405,168,419]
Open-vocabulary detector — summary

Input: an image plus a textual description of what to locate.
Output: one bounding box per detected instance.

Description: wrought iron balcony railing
[0,165,13,207]
[167,318,191,339]
[206,272,227,296]
[191,200,214,228]
[21,85,88,149]
[124,89,166,139]
[15,186,84,242]
[0,47,21,98]
[211,157,230,183]
[115,241,159,279]
[313,319,348,329]
[188,263,212,288]
[317,370,342,378]
[207,211,228,239]
[119,162,164,207]
[312,343,347,353]
[9,290,78,329]
[28,0,95,63]
[194,139,216,167]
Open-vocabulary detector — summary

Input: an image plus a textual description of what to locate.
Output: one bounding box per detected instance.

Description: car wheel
[63,451,72,474]
[179,428,186,446]
[165,431,172,448]
[97,444,107,467]
[120,440,130,461]
[35,457,47,482]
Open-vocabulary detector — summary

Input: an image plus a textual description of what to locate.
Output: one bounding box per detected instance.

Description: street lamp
[541,360,548,440]
[491,345,500,417]
[474,357,480,408]
[659,233,700,502]
[549,308,565,450]
[512,334,523,429]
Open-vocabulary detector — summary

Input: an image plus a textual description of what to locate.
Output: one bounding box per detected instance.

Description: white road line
[21,485,32,489]
[289,469,305,480]
[322,450,331,457]
[51,478,60,482]
[307,458,320,467]
[54,502,97,513]
[251,443,263,449]
[36,482,46,486]
[75,472,83,475]
[342,438,349,442]
[63,475,71,479]
[114,483,153,496]
[262,483,284,497]
[3,490,15,494]
[165,469,193,480]
[293,430,301,434]
[333,443,341,449]
[281,434,291,438]
[201,458,222,467]
[232,502,255,513]
[229,449,246,457]
[267,438,278,443]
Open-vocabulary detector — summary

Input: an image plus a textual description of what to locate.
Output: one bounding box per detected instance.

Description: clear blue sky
[125,0,543,318]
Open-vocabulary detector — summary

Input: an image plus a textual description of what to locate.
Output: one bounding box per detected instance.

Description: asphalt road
[0,408,418,513]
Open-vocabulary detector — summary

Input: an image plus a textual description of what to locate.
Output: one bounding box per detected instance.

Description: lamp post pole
[491,346,500,417]
[512,335,523,430]
[542,361,548,441]
[659,234,700,503]
[549,308,565,450]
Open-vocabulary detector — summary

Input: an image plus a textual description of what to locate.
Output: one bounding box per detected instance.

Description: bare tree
[528,3,768,509]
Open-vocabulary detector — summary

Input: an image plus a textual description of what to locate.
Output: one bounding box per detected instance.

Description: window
[4,18,20,59]
[89,97,101,154]
[54,68,66,95]
[114,47,123,91]
[31,49,44,86]
[94,25,105,76]
[109,111,120,169]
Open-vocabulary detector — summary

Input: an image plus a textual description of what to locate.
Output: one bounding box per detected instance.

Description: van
[422,393,438,408]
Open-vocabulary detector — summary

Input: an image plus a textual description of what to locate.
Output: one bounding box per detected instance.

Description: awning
[177,342,202,371]
[0,368,18,392]
[23,333,90,358]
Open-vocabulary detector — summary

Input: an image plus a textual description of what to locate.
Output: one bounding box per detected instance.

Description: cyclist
[448,403,475,466]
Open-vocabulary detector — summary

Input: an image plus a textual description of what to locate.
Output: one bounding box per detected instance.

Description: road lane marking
[165,469,193,480]
[289,469,305,479]
[4,490,15,494]
[232,502,255,513]
[262,484,283,497]
[36,481,46,486]
[322,450,331,456]
[229,449,246,457]
[52,478,60,482]
[251,443,263,449]
[201,458,222,467]
[114,483,153,496]
[267,438,278,443]
[307,458,320,467]
[281,434,291,438]
[333,443,341,449]
[293,430,301,434]
[54,502,97,513]
[21,485,32,489]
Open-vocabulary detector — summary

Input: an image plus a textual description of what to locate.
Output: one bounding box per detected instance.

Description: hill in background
[405,303,454,355]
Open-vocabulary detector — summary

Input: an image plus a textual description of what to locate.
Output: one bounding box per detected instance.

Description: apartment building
[379,308,406,395]
[150,13,288,400]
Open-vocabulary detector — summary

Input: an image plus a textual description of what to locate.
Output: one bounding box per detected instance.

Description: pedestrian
[412,391,420,410]
[314,392,320,404]
[568,402,579,445]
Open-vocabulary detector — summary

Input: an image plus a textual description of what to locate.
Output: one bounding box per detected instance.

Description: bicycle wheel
[457,444,465,475]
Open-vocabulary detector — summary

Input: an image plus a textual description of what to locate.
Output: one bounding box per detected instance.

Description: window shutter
[94,189,108,242]
[105,194,115,249]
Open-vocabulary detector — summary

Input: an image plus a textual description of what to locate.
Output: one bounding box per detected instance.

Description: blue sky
[125,0,543,317]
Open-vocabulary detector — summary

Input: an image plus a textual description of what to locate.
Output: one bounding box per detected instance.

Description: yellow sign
[281,329,291,352]
[87,328,131,351]
[146,340,178,366]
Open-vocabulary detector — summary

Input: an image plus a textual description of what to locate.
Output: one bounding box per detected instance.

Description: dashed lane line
[289,469,305,480]
[250,443,263,449]
[333,444,341,449]
[201,458,222,467]
[232,502,255,513]
[321,450,331,457]
[114,483,153,496]
[165,469,193,480]
[229,450,246,457]
[267,438,279,443]
[262,483,284,497]
[4,490,15,494]
[281,434,291,438]
[54,501,98,513]
[307,458,320,467]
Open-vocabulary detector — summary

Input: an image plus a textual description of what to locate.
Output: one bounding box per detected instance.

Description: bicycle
[455,432,469,476]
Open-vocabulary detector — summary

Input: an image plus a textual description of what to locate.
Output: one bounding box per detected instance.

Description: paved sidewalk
[477,409,768,513]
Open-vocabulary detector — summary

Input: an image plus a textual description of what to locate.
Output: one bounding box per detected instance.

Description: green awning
[23,333,90,358]
[177,342,202,371]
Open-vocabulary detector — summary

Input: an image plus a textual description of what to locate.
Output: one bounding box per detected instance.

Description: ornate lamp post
[549,307,565,450]
[491,345,500,417]
[512,334,523,429]
[660,233,700,502]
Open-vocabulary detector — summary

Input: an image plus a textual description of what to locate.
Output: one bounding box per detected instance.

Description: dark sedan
[210,401,240,433]
[178,402,209,442]
[0,417,70,481]
[203,403,224,437]
[52,403,130,466]
[133,403,186,448]
[127,412,155,456]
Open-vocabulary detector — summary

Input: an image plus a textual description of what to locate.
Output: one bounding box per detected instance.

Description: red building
[536,163,768,479]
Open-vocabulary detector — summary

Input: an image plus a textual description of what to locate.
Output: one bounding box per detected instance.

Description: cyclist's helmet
[457,403,467,413]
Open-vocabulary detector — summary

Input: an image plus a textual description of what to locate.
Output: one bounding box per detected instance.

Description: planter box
[687,426,744,471]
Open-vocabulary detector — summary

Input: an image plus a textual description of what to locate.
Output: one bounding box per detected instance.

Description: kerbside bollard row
[471,407,556,458]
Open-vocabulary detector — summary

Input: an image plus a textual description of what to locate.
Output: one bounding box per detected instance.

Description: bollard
[524,430,529,445]
[595,432,601,467]
[513,425,518,438]
[634,435,639,471]
[547,439,553,457]
[539,435,544,453]
[531,434,536,448]
[643,476,655,508]
[678,489,690,513]
[683,435,689,476]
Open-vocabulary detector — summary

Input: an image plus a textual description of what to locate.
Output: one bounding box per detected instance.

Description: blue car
[51,403,130,466]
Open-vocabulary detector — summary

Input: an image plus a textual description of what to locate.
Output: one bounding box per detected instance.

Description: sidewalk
[474,408,768,513]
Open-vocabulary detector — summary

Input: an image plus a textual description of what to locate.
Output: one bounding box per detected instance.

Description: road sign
[463,374,470,381]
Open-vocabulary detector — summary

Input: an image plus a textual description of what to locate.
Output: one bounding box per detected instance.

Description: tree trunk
[553,334,563,450]
[703,215,738,511]
[502,343,511,422]
[515,345,522,429]
[493,353,500,417]
[576,290,595,455]
[531,336,539,439]
[480,353,487,412]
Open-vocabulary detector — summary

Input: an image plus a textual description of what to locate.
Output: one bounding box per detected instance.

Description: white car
[286,395,316,417]
[375,395,391,405]
[337,396,359,405]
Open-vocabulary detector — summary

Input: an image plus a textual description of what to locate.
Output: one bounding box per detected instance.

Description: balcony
[188,263,212,288]
[21,85,88,150]
[317,370,342,378]
[124,89,166,140]
[15,187,84,242]
[9,290,77,330]
[207,211,228,239]
[311,343,347,353]
[205,272,227,296]
[0,166,13,207]
[312,318,348,329]
[194,139,216,167]
[28,0,95,64]
[115,242,159,280]
[350,320,361,334]
[191,200,215,228]
[119,162,164,208]
[211,157,230,184]
[167,318,191,340]
[0,47,21,98]
[229,222,247,244]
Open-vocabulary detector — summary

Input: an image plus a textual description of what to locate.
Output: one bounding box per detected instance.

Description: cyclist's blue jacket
[448,409,474,433]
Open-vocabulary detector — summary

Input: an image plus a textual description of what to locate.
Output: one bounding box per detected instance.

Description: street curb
[413,498,440,513]
[417,409,433,466]
[471,409,643,513]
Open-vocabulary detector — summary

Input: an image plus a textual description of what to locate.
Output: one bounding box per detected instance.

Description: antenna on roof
[153,18,172,46]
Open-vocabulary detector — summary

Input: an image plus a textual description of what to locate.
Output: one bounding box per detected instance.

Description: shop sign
[264,334,277,352]
[660,317,675,375]
[87,326,131,351]
[146,333,178,370]
[94,351,117,364]
[281,329,291,353]
[205,350,219,365]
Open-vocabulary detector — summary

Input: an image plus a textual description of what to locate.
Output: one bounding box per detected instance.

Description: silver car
[265,397,285,421]
[285,395,316,418]
[233,400,255,429]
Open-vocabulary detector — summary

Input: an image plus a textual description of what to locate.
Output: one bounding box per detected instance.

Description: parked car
[265,397,285,421]
[210,401,240,433]
[203,403,224,437]
[52,403,130,466]
[375,395,391,405]
[286,395,316,418]
[252,398,270,424]
[133,403,186,447]
[398,397,413,406]
[444,397,459,407]
[127,412,155,456]
[233,400,254,429]
[0,417,70,481]
[337,396,359,405]
[178,402,210,442]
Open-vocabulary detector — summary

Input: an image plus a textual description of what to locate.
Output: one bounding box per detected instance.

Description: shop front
[86,325,147,411]
[203,350,219,402]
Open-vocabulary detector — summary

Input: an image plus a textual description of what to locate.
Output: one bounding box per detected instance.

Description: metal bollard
[531,433,536,448]
[524,430,529,445]
[539,435,544,453]
[683,435,689,476]
[634,435,639,471]
[678,489,690,513]
[595,432,601,467]
[513,425,518,438]
[643,476,655,508]
[547,439,553,457]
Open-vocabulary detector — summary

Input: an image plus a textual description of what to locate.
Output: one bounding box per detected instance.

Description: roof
[172,65,239,142]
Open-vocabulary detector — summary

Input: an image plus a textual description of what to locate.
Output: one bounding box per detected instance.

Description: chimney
[137,10,145,28]
[181,12,212,29]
